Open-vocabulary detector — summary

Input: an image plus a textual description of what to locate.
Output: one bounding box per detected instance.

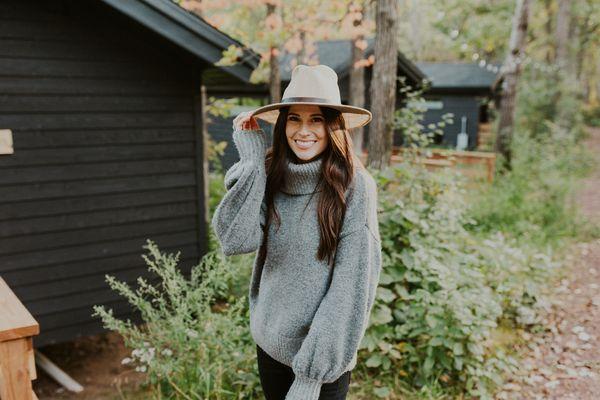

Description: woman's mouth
[294,139,317,150]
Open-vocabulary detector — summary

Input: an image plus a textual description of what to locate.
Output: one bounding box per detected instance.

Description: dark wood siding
[421,94,481,150]
[0,0,207,346]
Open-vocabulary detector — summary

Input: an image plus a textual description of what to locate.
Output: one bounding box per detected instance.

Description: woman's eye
[312,118,323,123]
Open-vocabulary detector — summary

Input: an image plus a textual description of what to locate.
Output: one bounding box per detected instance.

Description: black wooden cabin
[415,62,501,150]
[0,0,259,347]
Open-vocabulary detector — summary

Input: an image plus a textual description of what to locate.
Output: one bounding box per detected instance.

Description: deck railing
[0,277,40,400]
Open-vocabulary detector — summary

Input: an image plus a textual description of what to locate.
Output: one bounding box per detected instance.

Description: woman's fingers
[232,111,249,130]
[242,117,259,130]
[233,111,258,131]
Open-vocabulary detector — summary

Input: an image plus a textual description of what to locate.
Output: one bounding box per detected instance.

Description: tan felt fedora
[250,64,372,129]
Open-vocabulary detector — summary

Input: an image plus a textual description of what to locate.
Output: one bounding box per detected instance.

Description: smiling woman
[284,105,329,162]
[213,64,380,400]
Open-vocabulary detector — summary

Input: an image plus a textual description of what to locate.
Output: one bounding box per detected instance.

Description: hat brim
[250,102,372,129]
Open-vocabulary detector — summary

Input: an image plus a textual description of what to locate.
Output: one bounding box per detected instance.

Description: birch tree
[348,1,371,157]
[495,0,531,171]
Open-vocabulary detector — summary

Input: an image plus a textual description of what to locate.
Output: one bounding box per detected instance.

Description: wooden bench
[0,277,39,400]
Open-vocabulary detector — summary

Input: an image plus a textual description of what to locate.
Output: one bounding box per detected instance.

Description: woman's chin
[292,149,322,162]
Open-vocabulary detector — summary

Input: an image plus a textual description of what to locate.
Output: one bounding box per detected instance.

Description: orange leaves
[354,55,374,68]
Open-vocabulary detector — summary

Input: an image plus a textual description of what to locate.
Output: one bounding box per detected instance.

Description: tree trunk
[298,30,307,65]
[555,0,572,72]
[367,0,398,170]
[349,1,366,158]
[350,36,366,157]
[495,0,530,171]
[267,3,281,103]
[555,0,577,130]
[408,0,422,59]
[543,0,554,64]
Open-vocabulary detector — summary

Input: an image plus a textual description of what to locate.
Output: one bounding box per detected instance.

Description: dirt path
[33,331,146,399]
[500,127,600,400]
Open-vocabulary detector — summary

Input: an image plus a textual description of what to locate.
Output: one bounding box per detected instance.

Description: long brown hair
[258,106,363,268]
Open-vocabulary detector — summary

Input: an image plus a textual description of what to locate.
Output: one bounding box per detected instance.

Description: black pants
[256,345,351,400]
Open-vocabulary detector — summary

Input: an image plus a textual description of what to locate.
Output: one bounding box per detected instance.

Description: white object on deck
[456,116,469,150]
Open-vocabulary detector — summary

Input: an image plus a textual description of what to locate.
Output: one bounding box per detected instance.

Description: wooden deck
[360,147,497,183]
[0,277,40,400]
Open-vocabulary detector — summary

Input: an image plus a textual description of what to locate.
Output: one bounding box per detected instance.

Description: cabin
[207,38,427,171]
[0,0,259,347]
[415,62,501,150]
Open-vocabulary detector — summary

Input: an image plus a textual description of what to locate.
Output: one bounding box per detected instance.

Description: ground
[32,127,600,400]
[33,331,146,399]
[499,126,600,399]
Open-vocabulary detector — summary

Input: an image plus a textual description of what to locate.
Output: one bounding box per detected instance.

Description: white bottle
[456,116,468,151]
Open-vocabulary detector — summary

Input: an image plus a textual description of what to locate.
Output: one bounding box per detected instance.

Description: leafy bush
[395,77,454,149]
[515,66,586,141]
[92,240,261,399]
[358,161,563,398]
[582,103,600,127]
[467,125,595,246]
[353,78,556,398]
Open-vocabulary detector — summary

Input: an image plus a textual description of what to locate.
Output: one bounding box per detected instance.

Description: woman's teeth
[295,139,317,149]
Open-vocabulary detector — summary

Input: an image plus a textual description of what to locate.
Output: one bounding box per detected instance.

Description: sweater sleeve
[285,172,382,400]
[211,128,269,256]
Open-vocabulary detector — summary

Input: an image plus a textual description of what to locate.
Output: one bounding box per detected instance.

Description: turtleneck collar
[281,153,324,195]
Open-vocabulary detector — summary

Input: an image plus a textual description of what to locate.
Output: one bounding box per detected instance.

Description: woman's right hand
[232,111,260,131]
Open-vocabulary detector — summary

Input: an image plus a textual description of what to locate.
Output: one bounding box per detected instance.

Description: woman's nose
[298,123,313,135]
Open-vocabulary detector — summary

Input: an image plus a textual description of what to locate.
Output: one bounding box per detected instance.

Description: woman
[211,64,382,400]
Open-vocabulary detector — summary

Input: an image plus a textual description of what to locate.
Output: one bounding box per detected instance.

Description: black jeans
[256,344,351,400]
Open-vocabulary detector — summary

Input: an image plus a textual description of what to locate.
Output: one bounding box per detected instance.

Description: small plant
[92,240,261,399]
[394,77,454,157]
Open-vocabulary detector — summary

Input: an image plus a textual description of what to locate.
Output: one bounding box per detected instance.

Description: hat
[250,64,372,129]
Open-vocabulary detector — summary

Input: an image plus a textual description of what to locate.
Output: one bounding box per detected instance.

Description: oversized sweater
[211,128,382,400]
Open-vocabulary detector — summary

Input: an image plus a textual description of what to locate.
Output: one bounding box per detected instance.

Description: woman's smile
[294,139,318,150]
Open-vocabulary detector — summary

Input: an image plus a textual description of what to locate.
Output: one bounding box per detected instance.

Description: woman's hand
[233,111,260,131]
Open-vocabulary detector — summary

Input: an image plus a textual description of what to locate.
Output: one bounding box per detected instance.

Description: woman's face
[285,105,329,162]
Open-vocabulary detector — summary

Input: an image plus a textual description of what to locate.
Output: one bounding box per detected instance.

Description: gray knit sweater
[211,128,382,400]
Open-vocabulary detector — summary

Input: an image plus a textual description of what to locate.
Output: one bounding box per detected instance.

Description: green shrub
[358,160,561,399]
[582,103,600,127]
[467,126,595,246]
[92,240,261,399]
[515,66,586,141]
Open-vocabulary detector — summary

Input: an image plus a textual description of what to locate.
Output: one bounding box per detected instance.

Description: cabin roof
[279,38,426,85]
[100,0,260,83]
[415,61,500,90]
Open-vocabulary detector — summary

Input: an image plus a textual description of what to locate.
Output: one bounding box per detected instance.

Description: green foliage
[468,128,594,246]
[394,77,454,150]
[359,161,552,399]
[92,241,262,399]
[582,103,600,127]
[357,73,577,398]
[516,66,587,141]
[469,66,596,246]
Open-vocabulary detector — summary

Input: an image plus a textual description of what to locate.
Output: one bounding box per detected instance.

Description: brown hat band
[281,96,332,104]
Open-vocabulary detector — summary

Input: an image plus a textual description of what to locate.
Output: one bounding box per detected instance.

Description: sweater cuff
[232,129,268,163]
[285,375,322,400]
